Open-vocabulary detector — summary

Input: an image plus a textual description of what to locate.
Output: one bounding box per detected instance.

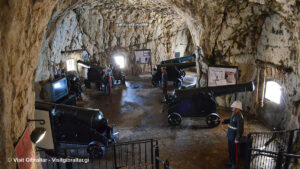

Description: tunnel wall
[0,0,58,168]
[255,14,300,129]
[35,6,194,83]
[171,0,299,130]
[0,1,299,169]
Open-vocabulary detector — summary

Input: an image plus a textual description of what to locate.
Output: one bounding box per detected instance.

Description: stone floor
[76,74,269,169]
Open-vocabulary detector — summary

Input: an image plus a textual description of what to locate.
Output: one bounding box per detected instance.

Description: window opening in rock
[265,81,282,104]
[66,59,77,71]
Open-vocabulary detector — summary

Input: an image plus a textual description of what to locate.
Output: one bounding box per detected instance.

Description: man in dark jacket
[223,100,244,169]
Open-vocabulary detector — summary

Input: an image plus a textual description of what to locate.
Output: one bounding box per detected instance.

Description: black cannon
[78,60,125,88]
[85,65,106,89]
[111,65,126,85]
[152,62,196,89]
[160,54,196,64]
[35,101,118,158]
[166,81,255,127]
[66,74,83,100]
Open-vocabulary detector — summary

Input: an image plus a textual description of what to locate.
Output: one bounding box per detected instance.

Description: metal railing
[245,129,300,169]
[39,139,171,169]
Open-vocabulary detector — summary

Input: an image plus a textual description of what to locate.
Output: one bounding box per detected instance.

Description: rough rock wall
[35,10,84,82]
[36,4,194,82]
[0,0,57,169]
[170,0,299,129]
[255,14,299,129]
[0,1,299,169]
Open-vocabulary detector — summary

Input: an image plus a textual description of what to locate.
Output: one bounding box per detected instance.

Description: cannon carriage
[166,81,256,127]
[77,60,106,89]
[111,65,126,85]
[35,101,118,158]
[78,60,125,89]
[152,54,196,89]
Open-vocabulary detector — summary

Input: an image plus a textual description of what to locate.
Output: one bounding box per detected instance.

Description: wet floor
[77,74,268,169]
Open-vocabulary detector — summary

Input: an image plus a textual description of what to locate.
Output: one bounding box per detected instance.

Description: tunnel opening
[66,58,77,72]
[113,55,125,69]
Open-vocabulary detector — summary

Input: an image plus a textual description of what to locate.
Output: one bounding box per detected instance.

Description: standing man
[103,66,112,96]
[223,100,244,169]
[161,66,168,102]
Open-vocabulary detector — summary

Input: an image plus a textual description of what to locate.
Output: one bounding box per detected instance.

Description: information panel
[135,49,151,64]
[208,66,238,87]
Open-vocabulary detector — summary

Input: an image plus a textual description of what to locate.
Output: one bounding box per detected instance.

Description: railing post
[275,151,283,169]
[64,149,73,169]
[155,141,159,169]
[56,162,60,169]
[114,144,117,169]
[244,134,252,169]
[284,130,294,169]
[151,140,154,169]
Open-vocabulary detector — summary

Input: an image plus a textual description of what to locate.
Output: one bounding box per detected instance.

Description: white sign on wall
[208,66,238,87]
[135,50,151,64]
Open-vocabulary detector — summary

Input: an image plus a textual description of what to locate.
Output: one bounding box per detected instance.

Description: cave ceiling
[51,0,181,24]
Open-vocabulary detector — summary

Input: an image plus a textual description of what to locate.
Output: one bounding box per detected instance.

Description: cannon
[160,54,196,64]
[66,74,83,100]
[152,62,196,89]
[166,81,255,127]
[78,60,125,88]
[35,101,118,158]
[111,65,126,85]
[77,60,106,89]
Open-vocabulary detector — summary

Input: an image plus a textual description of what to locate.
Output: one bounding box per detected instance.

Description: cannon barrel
[35,101,104,129]
[77,60,91,68]
[161,62,196,69]
[175,81,255,98]
[161,54,195,64]
[77,60,105,70]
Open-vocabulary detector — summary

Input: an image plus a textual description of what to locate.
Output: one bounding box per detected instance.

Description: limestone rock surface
[0,1,299,169]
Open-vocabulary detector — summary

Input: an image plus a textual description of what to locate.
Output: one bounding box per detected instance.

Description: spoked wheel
[152,79,159,87]
[84,80,91,89]
[176,79,183,90]
[121,77,126,84]
[96,82,102,91]
[168,112,182,126]
[206,114,221,128]
[87,141,106,158]
[180,70,186,77]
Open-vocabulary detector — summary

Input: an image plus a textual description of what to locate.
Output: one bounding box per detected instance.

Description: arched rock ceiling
[36,0,195,81]
[50,0,298,58]
[0,0,299,168]
[44,0,298,93]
